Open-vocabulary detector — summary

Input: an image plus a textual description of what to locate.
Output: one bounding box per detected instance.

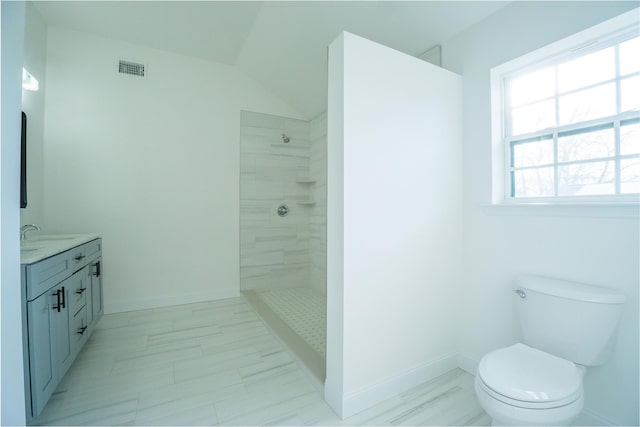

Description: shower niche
[239,110,327,381]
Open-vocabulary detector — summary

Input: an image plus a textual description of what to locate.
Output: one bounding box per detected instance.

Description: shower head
[281,134,290,143]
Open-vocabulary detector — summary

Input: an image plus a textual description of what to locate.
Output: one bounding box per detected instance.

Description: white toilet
[475,275,625,426]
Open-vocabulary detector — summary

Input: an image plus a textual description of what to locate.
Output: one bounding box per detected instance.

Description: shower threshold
[242,288,326,382]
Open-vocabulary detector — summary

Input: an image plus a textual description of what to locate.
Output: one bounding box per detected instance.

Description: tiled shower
[239,110,327,380]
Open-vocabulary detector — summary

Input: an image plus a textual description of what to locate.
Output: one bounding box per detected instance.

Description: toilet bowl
[475,343,585,426]
[474,276,625,426]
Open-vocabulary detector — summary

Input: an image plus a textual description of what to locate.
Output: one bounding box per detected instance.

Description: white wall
[326,32,462,418]
[441,2,639,425]
[42,27,305,313]
[1,2,28,424]
[21,2,47,227]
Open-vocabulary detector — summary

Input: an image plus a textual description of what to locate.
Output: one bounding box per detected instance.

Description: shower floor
[242,287,326,381]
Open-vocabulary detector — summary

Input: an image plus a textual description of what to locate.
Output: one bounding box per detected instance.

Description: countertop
[21,234,102,265]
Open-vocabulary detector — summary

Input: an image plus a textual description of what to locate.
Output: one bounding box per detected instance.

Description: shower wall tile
[240,111,312,291]
[241,265,310,291]
[240,110,286,129]
[309,113,327,295]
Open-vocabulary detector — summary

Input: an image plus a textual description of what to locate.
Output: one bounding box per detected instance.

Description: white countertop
[21,234,102,265]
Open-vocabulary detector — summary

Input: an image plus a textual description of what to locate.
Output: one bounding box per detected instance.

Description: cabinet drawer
[68,246,87,270]
[66,268,88,316]
[85,239,101,262]
[26,252,71,301]
[70,306,89,357]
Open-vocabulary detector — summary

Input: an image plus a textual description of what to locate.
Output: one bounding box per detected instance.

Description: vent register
[118,60,145,77]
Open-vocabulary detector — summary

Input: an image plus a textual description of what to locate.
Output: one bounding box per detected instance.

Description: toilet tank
[514,275,625,366]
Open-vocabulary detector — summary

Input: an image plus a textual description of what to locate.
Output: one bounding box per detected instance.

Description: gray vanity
[21,234,103,421]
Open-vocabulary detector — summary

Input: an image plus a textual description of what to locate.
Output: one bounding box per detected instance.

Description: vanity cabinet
[22,238,102,421]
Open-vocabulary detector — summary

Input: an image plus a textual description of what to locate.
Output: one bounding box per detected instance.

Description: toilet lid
[478,343,582,404]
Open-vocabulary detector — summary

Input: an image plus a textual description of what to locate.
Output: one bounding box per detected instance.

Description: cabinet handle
[74,254,86,261]
[60,286,66,309]
[76,326,88,335]
[52,289,62,312]
[92,261,101,277]
[76,287,87,295]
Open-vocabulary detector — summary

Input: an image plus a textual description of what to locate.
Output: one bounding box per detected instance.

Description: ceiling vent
[118,60,145,77]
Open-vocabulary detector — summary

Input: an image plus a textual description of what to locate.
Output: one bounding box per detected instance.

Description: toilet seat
[477,343,583,409]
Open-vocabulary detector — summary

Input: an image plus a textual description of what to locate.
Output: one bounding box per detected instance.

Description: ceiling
[33,1,509,118]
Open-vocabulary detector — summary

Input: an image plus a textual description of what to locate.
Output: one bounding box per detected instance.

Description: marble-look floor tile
[37,398,138,426]
[137,382,245,413]
[33,297,488,427]
[174,348,261,383]
[134,394,219,426]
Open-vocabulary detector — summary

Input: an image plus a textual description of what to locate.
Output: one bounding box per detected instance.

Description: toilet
[475,275,625,426]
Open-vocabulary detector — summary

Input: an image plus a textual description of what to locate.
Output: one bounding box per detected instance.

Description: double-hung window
[492,11,640,204]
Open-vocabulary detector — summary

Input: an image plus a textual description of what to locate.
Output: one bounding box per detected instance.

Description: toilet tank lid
[515,276,625,304]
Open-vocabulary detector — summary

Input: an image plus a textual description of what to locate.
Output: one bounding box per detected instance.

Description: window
[491,11,640,204]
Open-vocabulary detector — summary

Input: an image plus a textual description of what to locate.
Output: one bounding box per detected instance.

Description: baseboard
[104,289,240,313]
[323,378,344,418]
[339,353,458,419]
[456,353,479,375]
[573,409,619,426]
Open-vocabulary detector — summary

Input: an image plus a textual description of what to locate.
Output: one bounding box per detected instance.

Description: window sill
[480,202,639,218]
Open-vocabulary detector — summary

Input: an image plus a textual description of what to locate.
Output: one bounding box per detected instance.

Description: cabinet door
[85,266,94,328]
[26,291,56,417]
[52,282,72,379]
[91,258,103,320]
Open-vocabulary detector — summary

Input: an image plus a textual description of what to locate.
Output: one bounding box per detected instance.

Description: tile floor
[33,298,489,426]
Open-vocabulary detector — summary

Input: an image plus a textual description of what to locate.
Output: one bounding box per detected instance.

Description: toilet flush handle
[515,289,526,298]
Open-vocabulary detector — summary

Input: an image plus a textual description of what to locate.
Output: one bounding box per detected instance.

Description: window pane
[620,37,640,76]
[513,167,554,197]
[511,99,555,135]
[558,161,614,196]
[559,83,616,125]
[621,121,640,155]
[621,158,640,194]
[558,127,614,163]
[621,75,640,113]
[509,67,555,107]
[512,137,553,167]
[558,47,615,93]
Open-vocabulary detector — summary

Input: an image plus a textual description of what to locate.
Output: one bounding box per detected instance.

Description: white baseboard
[456,353,479,375]
[573,409,618,426]
[323,378,344,418]
[104,289,240,313]
[338,353,458,419]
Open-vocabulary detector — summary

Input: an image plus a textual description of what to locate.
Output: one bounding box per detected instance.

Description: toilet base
[475,375,583,426]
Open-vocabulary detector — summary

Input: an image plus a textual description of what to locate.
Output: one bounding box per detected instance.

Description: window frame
[490,10,640,206]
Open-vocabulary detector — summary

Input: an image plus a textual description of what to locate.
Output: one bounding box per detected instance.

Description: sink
[21,236,80,258]
[33,236,76,241]
[20,233,100,265]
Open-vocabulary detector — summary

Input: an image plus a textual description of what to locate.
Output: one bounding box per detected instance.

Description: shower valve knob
[277,205,289,217]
